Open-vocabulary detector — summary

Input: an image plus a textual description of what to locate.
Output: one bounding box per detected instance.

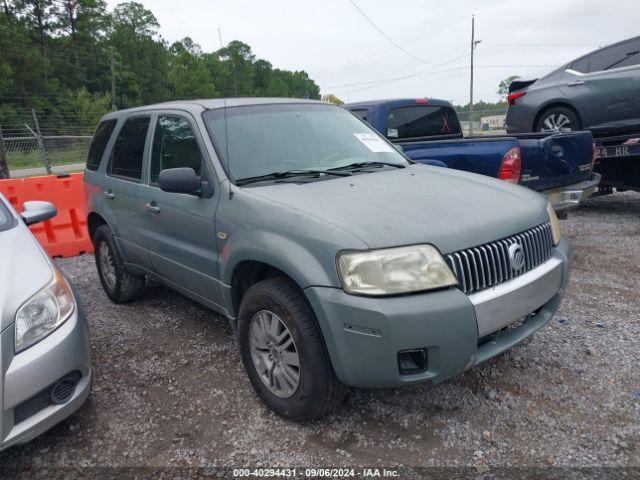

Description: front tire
[93,225,145,303]
[535,107,580,132]
[238,277,347,421]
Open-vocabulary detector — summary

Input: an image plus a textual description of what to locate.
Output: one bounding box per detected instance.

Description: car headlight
[337,245,458,295]
[15,267,75,353]
[547,202,561,246]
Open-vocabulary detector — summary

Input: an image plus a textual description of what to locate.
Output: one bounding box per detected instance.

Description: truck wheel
[238,277,348,421]
[535,107,580,132]
[93,225,145,303]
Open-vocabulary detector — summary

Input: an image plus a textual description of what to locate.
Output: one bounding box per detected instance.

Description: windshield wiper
[328,161,406,171]
[236,169,351,186]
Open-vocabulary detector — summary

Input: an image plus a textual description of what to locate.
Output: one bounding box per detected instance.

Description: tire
[535,106,581,133]
[238,277,348,421]
[93,225,145,303]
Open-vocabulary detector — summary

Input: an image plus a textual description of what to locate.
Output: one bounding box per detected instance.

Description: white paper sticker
[387,128,399,138]
[353,133,394,153]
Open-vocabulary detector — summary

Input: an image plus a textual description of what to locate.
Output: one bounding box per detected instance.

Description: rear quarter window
[86,119,117,171]
[386,105,461,140]
[350,109,369,122]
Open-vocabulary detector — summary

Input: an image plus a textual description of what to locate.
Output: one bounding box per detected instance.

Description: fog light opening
[51,372,80,405]
[398,349,428,375]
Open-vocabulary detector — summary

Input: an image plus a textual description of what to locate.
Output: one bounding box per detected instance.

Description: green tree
[168,38,218,99]
[321,93,343,105]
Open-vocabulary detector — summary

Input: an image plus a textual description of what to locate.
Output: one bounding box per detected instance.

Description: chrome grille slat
[445,222,553,295]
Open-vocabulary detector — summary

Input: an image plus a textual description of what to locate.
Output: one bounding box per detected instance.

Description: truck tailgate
[516,131,594,191]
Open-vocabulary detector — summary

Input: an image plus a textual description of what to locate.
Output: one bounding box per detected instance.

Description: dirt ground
[0,192,638,477]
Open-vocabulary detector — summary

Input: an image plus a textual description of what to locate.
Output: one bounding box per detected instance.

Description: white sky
[106,0,640,105]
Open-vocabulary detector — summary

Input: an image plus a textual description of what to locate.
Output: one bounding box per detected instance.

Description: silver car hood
[0,222,53,331]
[247,164,550,253]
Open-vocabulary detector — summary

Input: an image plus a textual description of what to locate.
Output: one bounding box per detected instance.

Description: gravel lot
[0,192,638,475]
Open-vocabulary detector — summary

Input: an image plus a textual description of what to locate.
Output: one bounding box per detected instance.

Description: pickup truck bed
[346,98,600,211]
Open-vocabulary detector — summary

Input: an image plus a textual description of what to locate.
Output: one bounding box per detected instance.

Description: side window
[589,40,640,72]
[108,117,150,181]
[570,56,590,74]
[150,116,203,184]
[386,106,462,139]
[86,119,117,171]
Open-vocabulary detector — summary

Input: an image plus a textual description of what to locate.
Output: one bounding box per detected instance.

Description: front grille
[444,222,554,295]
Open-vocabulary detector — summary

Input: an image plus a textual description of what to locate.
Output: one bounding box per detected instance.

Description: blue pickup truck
[345,98,600,211]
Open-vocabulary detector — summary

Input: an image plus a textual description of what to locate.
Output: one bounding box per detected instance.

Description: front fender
[218,230,340,315]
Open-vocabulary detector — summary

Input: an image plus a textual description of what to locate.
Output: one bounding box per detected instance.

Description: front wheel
[238,277,347,421]
[535,107,580,132]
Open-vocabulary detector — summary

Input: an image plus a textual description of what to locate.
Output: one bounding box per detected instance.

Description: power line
[347,0,433,65]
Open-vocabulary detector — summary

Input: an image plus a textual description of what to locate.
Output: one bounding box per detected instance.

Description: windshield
[202,103,409,183]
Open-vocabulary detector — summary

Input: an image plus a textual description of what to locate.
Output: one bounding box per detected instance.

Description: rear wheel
[93,225,145,303]
[535,107,580,132]
[238,277,347,421]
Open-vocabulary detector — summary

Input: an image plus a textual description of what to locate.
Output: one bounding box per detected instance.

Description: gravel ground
[0,192,638,475]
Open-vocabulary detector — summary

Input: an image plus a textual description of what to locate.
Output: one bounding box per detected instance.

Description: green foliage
[321,93,344,105]
[0,0,321,134]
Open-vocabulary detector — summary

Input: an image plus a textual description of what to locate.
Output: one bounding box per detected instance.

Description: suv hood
[0,223,53,331]
[246,164,549,253]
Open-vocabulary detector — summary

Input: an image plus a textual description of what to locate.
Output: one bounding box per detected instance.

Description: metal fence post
[31,109,52,175]
[0,124,9,179]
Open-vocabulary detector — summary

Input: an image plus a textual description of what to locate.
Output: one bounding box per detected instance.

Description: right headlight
[547,202,561,246]
[336,244,458,296]
[15,267,75,353]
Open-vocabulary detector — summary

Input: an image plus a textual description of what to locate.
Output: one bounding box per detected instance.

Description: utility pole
[218,27,223,48]
[111,50,117,111]
[468,15,481,137]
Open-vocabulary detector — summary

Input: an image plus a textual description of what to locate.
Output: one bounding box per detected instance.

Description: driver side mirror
[21,201,57,226]
[158,167,202,195]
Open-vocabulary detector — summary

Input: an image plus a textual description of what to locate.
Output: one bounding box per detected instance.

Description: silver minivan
[0,194,91,450]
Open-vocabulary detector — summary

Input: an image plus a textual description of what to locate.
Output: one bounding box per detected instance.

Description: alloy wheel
[98,240,117,290]
[249,309,300,398]
[540,113,573,132]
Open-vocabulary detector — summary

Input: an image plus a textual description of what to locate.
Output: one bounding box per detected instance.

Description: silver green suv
[84,98,571,420]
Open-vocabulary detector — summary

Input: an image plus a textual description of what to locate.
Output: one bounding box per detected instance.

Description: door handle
[144,202,161,214]
[567,80,585,86]
[103,190,115,200]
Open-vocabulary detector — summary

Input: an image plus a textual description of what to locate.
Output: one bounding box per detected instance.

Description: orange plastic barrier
[0,173,93,258]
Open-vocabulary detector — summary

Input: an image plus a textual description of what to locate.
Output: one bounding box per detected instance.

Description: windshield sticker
[387,128,399,138]
[354,133,394,153]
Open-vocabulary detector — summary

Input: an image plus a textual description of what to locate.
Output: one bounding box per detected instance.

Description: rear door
[562,38,640,131]
[103,115,152,268]
[139,112,223,306]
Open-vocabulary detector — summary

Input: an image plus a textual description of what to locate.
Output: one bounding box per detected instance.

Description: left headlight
[337,245,458,296]
[15,267,75,353]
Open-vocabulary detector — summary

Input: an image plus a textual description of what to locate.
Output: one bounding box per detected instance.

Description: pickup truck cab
[84,98,570,420]
[346,98,600,212]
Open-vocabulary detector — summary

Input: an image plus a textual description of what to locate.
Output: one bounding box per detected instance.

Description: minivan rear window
[87,119,117,171]
[108,117,150,181]
[386,105,461,140]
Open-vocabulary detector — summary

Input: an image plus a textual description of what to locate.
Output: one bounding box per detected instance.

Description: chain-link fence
[3,135,91,174]
[0,107,95,177]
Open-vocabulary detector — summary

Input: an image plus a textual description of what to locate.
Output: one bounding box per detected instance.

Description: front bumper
[305,237,571,388]
[0,291,91,451]
[544,173,601,213]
